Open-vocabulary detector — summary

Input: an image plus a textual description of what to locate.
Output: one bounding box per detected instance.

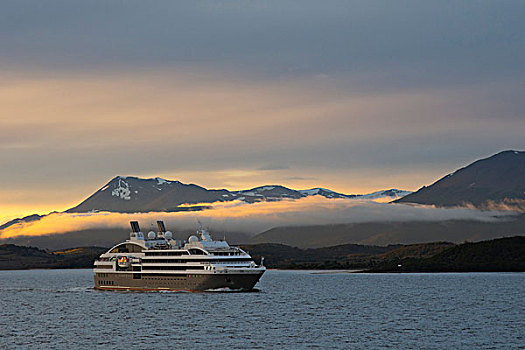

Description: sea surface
[0,270,523,349]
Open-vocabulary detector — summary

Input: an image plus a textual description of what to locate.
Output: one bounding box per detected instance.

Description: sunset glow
[1,197,515,240]
[1,1,524,225]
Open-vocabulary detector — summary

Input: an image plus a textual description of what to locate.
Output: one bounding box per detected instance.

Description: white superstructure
[93,221,265,291]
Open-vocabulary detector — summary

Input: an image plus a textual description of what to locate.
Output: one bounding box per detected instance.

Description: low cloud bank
[464,199,525,213]
[0,197,518,239]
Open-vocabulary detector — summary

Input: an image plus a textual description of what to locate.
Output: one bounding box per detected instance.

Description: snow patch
[156,177,171,185]
[299,188,337,196]
[257,186,275,192]
[357,189,411,200]
[111,179,131,200]
[299,188,321,195]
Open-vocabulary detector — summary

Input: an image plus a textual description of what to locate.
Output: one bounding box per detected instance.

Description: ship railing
[95,257,142,264]
[197,261,250,265]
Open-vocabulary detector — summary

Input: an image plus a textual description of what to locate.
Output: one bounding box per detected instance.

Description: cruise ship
[93,221,265,291]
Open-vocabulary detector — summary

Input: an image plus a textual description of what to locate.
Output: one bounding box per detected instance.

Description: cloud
[464,199,525,213]
[0,197,518,240]
[1,1,524,216]
[257,164,290,171]
[2,1,524,87]
[283,176,317,181]
[2,70,522,204]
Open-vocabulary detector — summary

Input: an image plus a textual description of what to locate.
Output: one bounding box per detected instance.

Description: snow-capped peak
[298,188,334,195]
[357,189,411,200]
[256,186,275,192]
[155,177,171,185]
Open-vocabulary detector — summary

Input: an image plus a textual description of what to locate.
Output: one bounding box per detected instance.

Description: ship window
[144,251,189,256]
[189,249,207,255]
[127,244,143,253]
[117,246,128,253]
[109,243,143,254]
[97,265,112,269]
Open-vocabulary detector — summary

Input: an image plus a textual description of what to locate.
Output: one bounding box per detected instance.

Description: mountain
[250,213,525,248]
[0,214,45,231]
[0,175,410,238]
[298,188,354,198]
[357,189,412,200]
[234,186,409,201]
[395,150,525,209]
[66,176,409,213]
[66,176,231,213]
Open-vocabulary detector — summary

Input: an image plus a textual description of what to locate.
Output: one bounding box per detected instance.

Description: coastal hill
[0,244,106,270]
[395,150,525,209]
[250,214,525,248]
[244,236,525,271]
[369,236,525,272]
[2,236,523,272]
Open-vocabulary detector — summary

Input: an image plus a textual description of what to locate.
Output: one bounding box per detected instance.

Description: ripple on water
[0,270,523,349]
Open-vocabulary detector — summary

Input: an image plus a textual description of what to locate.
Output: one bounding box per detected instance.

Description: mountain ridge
[0,177,410,230]
[3,150,524,249]
[249,214,525,248]
[67,176,410,213]
[395,150,525,209]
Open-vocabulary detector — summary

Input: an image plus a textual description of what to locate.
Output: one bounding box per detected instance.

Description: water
[0,270,523,349]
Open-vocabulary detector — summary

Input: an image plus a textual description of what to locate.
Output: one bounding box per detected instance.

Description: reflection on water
[0,269,523,349]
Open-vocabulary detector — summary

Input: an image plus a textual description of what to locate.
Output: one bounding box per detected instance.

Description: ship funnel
[130,221,141,233]
[157,220,166,233]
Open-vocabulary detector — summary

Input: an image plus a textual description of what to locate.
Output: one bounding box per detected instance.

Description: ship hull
[94,271,264,292]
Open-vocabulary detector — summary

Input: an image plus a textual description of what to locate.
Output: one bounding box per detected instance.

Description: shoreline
[1,267,523,273]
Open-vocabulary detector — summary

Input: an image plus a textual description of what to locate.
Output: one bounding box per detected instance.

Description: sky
[1,1,525,223]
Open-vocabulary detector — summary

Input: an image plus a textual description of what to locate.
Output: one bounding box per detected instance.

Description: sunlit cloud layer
[0,197,517,240]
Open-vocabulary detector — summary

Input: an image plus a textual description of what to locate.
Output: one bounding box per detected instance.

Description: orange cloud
[0,197,517,240]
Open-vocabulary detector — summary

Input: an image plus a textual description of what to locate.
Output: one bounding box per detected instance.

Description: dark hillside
[240,242,447,269]
[396,150,525,209]
[370,236,525,272]
[251,214,525,248]
[0,244,107,270]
